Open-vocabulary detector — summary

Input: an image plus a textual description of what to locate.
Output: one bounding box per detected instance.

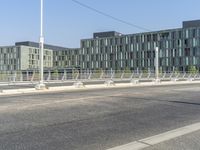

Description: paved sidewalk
[108,122,200,150]
[0,80,200,96]
[143,130,200,150]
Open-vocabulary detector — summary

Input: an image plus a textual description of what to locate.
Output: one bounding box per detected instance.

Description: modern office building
[0,42,52,71]
[81,20,200,72]
[0,20,200,72]
[0,41,79,71]
[53,48,80,69]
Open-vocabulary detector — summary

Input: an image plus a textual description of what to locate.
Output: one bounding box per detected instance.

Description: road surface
[0,84,200,150]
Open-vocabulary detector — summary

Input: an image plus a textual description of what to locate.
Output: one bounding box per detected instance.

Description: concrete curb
[0,80,200,96]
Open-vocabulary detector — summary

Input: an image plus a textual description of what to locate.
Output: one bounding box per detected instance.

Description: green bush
[188,66,198,74]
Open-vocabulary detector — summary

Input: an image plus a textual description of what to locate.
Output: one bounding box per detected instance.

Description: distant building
[80,20,200,72]
[0,41,80,71]
[0,43,52,71]
[1,20,200,72]
[53,48,80,70]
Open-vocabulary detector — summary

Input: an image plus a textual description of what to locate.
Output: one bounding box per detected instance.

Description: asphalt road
[0,84,200,150]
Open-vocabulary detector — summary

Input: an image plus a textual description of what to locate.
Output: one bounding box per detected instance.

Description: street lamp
[35,0,46,90]
[155,47,160,82]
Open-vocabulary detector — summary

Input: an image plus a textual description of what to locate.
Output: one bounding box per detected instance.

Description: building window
[193,57,197,65]
[193,38,197,47]
[185,48,190,56]
[179,48,182,57]
[192,29,196,37]
[186,57,189,65]
[185,29,189,38]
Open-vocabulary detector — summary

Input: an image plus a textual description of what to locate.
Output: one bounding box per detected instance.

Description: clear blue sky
[0,0,199,48]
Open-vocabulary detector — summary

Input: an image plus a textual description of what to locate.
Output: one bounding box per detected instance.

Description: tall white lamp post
[35,0,46,90]
[155,47,160,83]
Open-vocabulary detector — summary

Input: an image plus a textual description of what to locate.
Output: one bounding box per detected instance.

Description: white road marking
[107,122,200,150]
[107,141,148,150]
[174,87,200,92]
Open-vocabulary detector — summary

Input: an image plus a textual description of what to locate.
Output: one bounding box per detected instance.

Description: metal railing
[0,70,200,84]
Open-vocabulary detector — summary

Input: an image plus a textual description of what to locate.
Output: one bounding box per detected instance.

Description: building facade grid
[0,20,200,72]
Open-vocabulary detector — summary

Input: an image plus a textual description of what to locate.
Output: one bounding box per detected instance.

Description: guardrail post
[75,72,79,81]
[48,70,51,81]
[104,70,115,86]
[194,73,198,80]
[121,71,125,80]
[100,70,104,79]
[139,73,143,79]
[64,69,67,80]
[162,72,166,80]
[187,73,192,81]
[20,71,23,82]
[182,73,186,79]
[170,72,173,80]
[130,72,134,80]
[31,71,35,83]
[147,72,151,79]
[111,71,114,80]
[73,71,84,88]
[26,70,29,81]
[88,71,92,80]
[61,70,66,81]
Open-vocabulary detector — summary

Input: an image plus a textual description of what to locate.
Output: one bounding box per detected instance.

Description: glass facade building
[0,20,200,72]
[0,45,52,71]
[80,20,200,72]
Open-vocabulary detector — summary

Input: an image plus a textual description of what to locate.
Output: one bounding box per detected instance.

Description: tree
[142,68,148,74]
[124,67,131,74]
[188,66,198,75]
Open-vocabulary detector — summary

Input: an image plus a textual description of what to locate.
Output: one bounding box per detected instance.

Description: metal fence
[0,70,200,84]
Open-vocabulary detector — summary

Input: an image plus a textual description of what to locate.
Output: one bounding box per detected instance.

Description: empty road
[0,84,200,150]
